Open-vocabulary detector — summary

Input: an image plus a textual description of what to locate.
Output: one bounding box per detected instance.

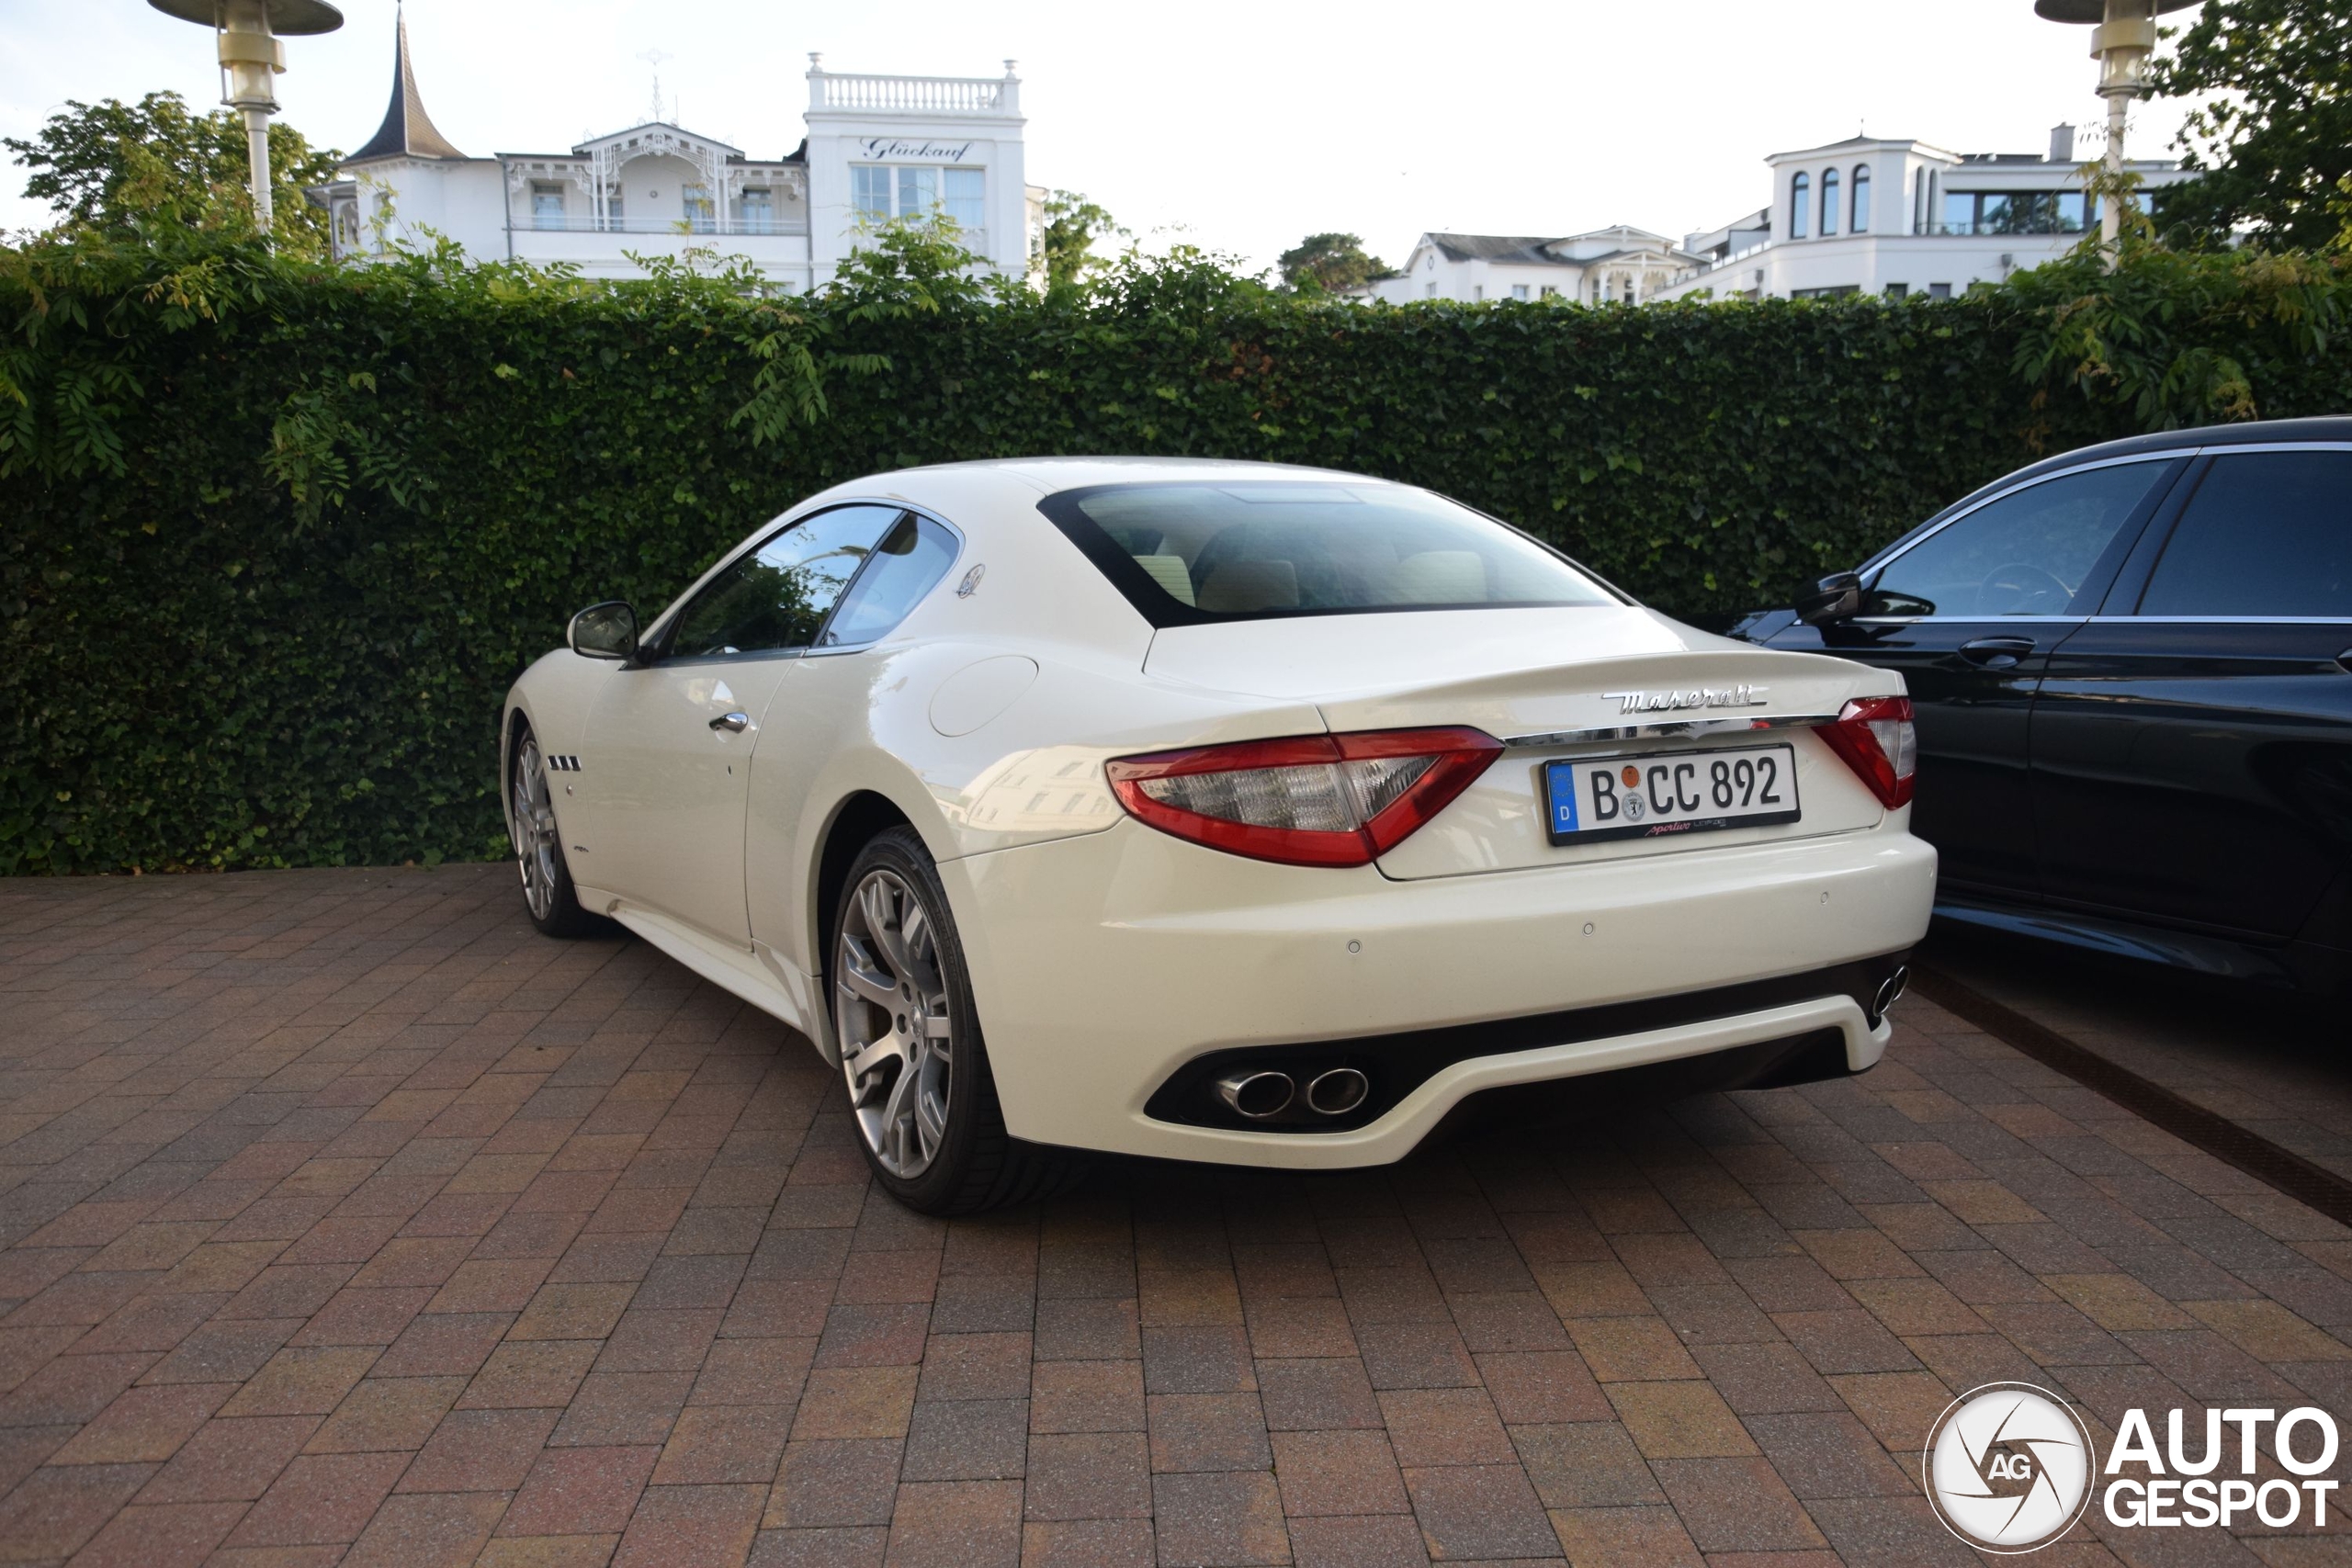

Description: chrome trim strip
[1505,712,1842,749]
[1849,615,2085,626]
[2081,615,2352,625]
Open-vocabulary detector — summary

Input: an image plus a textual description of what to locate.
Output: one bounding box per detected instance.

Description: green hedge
[3,232,2346,874]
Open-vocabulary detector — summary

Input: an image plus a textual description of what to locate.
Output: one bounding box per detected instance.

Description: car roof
[1972,415,2352,493]
[1864,415,2352,572]
[877,456,1401,499]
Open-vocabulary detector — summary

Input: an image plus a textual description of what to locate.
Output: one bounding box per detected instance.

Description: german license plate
[1543,744,1801,846]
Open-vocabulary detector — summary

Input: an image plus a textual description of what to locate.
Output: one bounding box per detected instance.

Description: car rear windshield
[1037,481,1621,626]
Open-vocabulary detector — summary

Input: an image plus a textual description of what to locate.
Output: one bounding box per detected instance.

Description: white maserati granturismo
[503,458,1935,1213]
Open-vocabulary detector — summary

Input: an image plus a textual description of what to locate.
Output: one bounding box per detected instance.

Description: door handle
[1959,637,2035,671]
[709,711,750,733]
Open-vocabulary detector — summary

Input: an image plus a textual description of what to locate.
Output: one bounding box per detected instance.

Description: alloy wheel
[511,736,560,921]
[836,868,955,1178]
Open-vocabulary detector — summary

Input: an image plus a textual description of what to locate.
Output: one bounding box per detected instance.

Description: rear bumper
[940,818,1938,1168]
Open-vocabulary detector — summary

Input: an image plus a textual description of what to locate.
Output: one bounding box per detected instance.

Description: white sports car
[503,458,1936,1213]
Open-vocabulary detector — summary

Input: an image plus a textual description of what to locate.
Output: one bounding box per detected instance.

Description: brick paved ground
[1929,933,2352,1184]
[1,864,2346,1567]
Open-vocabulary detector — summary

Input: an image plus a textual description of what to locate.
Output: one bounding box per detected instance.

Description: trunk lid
[1142,606,1900,878]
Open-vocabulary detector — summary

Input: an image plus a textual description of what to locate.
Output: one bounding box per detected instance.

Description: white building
[1366,226,1701,307]
[316,16,1037,288]
[1654,126,2187,302]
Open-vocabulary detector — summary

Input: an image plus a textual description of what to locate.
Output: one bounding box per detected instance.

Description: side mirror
[1794,570,1863,626]
[568,601,639,660]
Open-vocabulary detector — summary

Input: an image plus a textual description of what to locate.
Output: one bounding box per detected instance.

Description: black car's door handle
[1960,637,2036,671]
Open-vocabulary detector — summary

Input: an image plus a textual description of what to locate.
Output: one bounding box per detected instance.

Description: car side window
[1865,462,2169,618]
[2138,450,2352,619]
[820,513,959,648]
[667,505,906,660]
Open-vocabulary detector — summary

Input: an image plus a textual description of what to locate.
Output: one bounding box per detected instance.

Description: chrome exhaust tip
[1216,1069,1295,1120]
[1305,1067,1370,1116]
[1873,965,1911,1021]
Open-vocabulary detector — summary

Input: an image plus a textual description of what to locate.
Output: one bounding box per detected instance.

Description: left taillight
[1106,728,1504,867]
[1817,695,1917,808]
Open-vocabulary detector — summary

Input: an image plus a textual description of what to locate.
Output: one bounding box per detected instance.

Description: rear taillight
[1106,728,1503,867]
[1817,696,1917,808]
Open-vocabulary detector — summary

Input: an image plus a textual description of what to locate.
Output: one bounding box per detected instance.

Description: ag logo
[1924,1382,2096,1552]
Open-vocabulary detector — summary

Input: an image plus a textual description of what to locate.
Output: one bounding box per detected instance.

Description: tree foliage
[1030,189,1127,300]
[2004,224,2350,430]
[4,92,344,257]
[1278,231,1391,294]
[3,219,2347,874]
[2149,0,2352,249]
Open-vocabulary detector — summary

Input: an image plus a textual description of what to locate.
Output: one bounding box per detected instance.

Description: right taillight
[1817,695,1917,808]
[1105,727,1503,867]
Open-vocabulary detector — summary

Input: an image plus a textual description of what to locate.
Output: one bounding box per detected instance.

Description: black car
[1728,416,2352,995]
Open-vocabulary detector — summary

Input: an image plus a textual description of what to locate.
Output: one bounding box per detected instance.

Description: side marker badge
[956,563,985,598]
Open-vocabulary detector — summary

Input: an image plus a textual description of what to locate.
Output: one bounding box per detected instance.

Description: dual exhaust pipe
[1215,1065,1370,1122]
[1873,964,1910,1022]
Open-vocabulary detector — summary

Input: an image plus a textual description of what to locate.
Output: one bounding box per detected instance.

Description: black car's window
[1038,482,1617,627]
[820,513,960,647]
[2139,451,2352,619]
[1867,462,2169,618]
[668,505,905,659]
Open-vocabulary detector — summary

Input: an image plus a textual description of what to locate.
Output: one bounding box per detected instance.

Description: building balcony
[1913,218,2089,237]
[518,215,811,236]
[807,64,1022,118]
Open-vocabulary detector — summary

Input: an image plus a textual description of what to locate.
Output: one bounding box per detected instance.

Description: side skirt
[582,889,825,1050]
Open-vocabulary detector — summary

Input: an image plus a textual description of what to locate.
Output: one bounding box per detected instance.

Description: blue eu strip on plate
[1546,763,1579,836]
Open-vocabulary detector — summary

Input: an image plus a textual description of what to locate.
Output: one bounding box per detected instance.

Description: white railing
[1676,238,1771,283]
[517,216,810,237]
[810,72,1018,115]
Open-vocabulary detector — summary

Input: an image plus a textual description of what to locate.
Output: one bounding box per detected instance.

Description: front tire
[830,827,1070,1213]
[509,723,598,938]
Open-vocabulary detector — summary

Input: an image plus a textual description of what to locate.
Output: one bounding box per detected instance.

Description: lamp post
[146,0,344,231]
[2033,0,2198,247]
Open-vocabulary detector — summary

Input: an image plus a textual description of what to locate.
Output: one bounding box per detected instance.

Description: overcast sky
[1,0,2205,269]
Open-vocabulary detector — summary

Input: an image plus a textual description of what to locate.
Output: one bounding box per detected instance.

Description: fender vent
[546,755,582,772]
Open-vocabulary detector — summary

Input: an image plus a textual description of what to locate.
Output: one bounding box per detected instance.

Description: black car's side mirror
[568,601,639,660]
[1795,571,1864,626]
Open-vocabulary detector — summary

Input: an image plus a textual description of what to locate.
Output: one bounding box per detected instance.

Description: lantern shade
[146,0,346,36]
[2033,0,2198,21]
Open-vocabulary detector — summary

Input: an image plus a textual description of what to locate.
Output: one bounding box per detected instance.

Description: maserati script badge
[1600,685,1769,715]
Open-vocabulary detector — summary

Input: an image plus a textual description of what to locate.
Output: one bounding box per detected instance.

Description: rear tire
[830,826,1073,1214]
[509,723,599,939]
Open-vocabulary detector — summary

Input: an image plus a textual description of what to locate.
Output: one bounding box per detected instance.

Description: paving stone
[1022,1428,1150,1520]
[899,1396,1026,1481]
[1510,1420,1666,1510]
[1152,1470,1291,1566]
[770,1438,903,1528]
[1148,1391,1272,1473]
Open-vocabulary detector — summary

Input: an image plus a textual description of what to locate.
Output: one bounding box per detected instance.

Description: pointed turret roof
[348,9,465,163]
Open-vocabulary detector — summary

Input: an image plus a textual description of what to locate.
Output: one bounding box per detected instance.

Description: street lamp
[146,0,345,231]
[2033,0,2198,246]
